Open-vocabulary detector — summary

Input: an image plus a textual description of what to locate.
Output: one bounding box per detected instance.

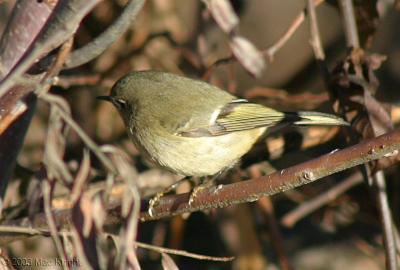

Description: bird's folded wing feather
[179,100,285,137]
[213,102,285,135]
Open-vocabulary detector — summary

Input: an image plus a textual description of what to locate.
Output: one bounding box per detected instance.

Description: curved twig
[64,0,146,69]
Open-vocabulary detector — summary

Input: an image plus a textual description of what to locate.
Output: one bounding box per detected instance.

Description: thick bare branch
[0,0,101,98]
[0,0,58,78]
[140,128,400,221]
[0,93,36,200]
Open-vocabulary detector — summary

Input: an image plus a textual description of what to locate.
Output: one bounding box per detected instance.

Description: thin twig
[281,172,363,227]
[118,185,141,269]
[40,94,117,175]
[244,87,329,105]
[43,181,69,270]
[306,0,325,60]
[338,0,360,48]
[329,13,396,270]
[35,38,74,96]
[393,226,400,257]
[258,198,293,270]
[70,150,91,204]
[250,166,293,270]
[0,225,49,236]
[135,241,234,262]
[54,74,102,88]
[65,0,147,69]
[0,226,234,262]
[264,0,324,60]
[373,171,398,270]
[206,0,325,73]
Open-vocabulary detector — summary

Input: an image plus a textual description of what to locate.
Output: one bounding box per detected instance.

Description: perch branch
[140,128,400,221]
[3,130,400,235]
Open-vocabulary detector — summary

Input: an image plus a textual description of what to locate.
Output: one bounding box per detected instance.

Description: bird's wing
[178,100,285,137]
[212,101,286,135]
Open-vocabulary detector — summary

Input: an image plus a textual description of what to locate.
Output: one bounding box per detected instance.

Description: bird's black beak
[96,96,113,102]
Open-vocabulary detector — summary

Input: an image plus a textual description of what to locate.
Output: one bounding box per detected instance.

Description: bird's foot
[148,192,164,217]
[188,178,216,206]
[147,177,189,217]
[188,185,206,206]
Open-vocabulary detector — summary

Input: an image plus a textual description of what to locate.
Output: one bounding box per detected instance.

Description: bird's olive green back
[111,71,236,134]
[110,71,347,138]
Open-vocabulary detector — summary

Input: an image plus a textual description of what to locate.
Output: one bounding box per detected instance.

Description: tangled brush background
[0,0,400,269]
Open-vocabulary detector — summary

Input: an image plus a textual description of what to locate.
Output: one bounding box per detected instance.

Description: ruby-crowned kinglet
[98,71,348,177]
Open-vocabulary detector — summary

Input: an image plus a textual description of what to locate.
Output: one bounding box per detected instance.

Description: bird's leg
[188,175,218,206]
[148,176,190,217]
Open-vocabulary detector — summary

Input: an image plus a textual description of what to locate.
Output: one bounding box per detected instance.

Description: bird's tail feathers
[283,111,349,126]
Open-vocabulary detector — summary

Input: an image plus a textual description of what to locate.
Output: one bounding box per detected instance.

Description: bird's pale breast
[131,126,266,176]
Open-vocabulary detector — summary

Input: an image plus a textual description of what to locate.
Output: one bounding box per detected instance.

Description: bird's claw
[148,192,163,217]
[188,185,206,206]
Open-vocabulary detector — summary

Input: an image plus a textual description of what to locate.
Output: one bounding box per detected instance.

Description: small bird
[98,70,348,178]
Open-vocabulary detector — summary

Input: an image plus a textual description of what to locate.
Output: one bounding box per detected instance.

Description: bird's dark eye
[115,99,127,109]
